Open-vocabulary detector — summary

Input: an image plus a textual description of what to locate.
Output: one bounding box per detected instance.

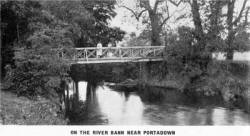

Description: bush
[5,62,69,99]
[4,50,71,99]
[4,22,74,99]
[161,27,248,101]
[185,61,248,102]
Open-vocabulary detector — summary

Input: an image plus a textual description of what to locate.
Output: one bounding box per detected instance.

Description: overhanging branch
[233,0,248,26]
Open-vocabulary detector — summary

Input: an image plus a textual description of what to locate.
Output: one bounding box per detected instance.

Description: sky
[110,0,190,35]
[110,0,250,35]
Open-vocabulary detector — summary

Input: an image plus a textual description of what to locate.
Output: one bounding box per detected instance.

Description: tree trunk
[148,10,161,46]
[190,0,211,72]
[190,0,206,50]
[226,0,235,60]
[226,33,235,60]
[209,1,223,39]
[226,49,234,60]
[16,23,20,44]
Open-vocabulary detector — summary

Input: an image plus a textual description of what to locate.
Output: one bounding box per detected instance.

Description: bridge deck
[70,46,165,64]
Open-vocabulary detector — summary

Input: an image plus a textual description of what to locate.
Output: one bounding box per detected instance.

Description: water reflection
[78,81,87,101]
[66,81,250,125]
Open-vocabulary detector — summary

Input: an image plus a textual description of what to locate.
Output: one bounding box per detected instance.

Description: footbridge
[69,46,165,64]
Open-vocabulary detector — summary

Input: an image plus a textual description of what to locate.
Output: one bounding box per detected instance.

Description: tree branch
[233,0,248,26]
[227,0,235,30]
[160,4,170,27]
[232,7,250,36]
[243,7,250,27]
[153,0,164,13]
[140,0,152,11]
[168,0,184,7]
[160,16,170,28]
[160,1,188,28]
[119,5,147,21]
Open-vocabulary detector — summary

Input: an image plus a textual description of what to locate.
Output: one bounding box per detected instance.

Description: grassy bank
[139,60,250,103]
[0,90,67,125]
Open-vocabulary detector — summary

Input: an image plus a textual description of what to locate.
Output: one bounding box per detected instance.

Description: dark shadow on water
[66,82,108,125]
[65,80,250,125]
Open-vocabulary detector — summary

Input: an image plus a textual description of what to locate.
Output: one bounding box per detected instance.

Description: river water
[65,81,250,125]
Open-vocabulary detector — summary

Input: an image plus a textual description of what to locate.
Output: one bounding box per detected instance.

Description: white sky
[110,0,250,35]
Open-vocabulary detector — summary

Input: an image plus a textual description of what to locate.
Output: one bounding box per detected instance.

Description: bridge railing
[73,46,165,61]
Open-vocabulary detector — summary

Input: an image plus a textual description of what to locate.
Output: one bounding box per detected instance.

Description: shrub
[4,49,71,99]
[4,19,74,99]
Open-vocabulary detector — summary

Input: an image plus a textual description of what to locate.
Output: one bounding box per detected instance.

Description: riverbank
[107,60,250,104]
[70,59,249,105]
[142,60,250,102]
[0,90,68,125]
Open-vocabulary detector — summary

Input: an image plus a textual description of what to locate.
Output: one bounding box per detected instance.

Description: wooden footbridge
[15,46,165,64]
[68,46,165,64]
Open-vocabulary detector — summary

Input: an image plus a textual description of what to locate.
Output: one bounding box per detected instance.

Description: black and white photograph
[0,0,250,133]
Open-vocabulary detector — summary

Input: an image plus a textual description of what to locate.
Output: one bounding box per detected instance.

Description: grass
[0,89,67,125]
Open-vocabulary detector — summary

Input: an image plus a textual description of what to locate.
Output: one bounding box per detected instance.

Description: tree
[204,0,227,52]
[186,0,250,60]
[1,1,42,77]
[42,0,125,48]
[189,0,206,50]
[2,0,126,98]
[225,0,249,60]
[118,0,184,46]
[3,1,75,98]
[126,29,151,47]
[78,0,125,47]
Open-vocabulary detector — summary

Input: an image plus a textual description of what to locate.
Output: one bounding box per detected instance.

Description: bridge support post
[138,62,148,88]
[119,48,122,59]
[65,84,70,116]
[75,81,79,102]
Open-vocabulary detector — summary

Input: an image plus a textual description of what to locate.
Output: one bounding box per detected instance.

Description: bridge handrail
[75,46,165,50]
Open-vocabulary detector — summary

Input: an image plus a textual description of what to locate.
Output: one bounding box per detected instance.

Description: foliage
[189,0,250,59]
[125,29,151,47]
[4,3,73,98]
[163,26,207,77]
[42,0,125,47]
[160,24,248,100]
[75,0,125,47]
[1,0,42,77]
[231,31,250,52]
[1,0,127,98]
[192,61,248,101]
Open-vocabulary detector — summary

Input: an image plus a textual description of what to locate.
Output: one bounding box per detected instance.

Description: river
[65,81,250,125]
